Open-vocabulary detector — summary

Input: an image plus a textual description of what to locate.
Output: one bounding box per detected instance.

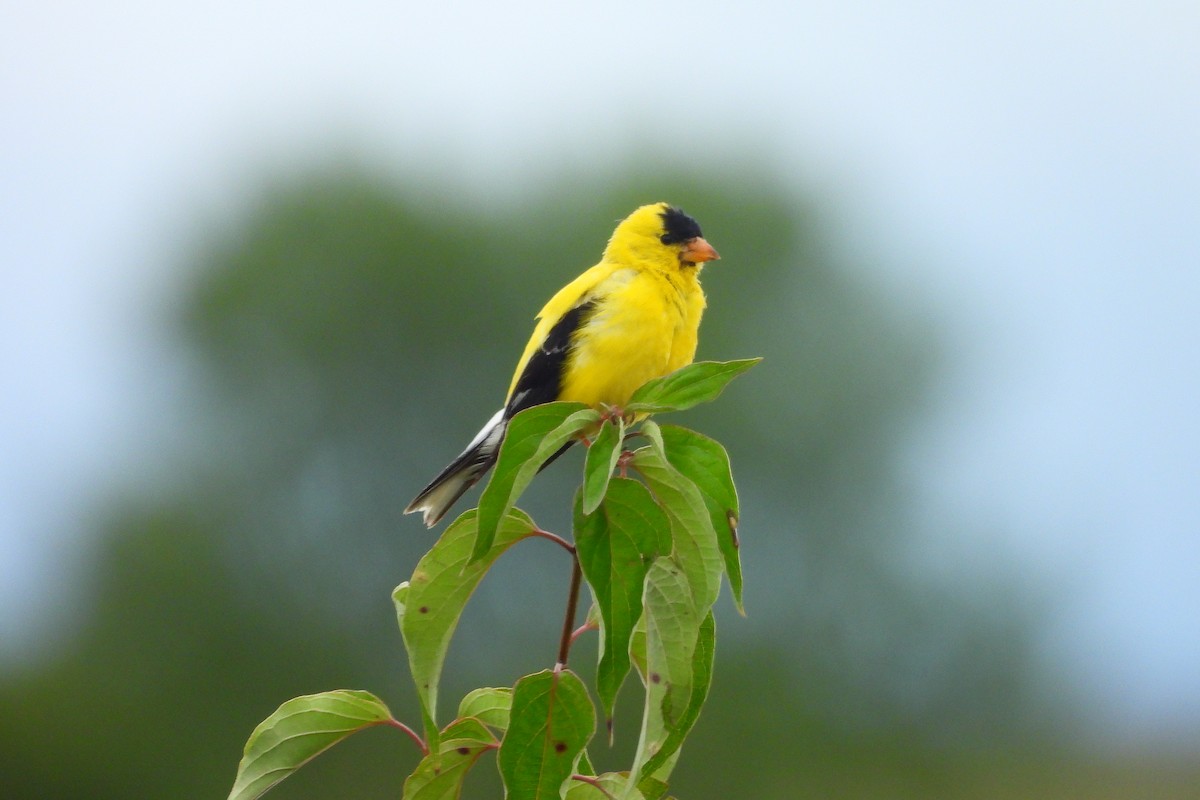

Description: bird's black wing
[505,299,597,418]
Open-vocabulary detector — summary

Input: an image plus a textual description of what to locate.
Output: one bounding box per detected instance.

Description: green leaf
[439,716,494,747]
[636,775,669,800]
[576,748,597,778]
[565,772,647,800]
[457,687,512,733]
[641,612,716,782]
[626,358,761,415]
[227,689,395,800]
[394,581,410,627]
[475,402,596,561]
[403,717,496,800]
[584,601,601,629]
[629,614,647,681]
[498,668,596,800]
[638,418,665,455]
[399,508,536,745]
[644,560,703,726]
[574,479,671,728]
[581,416,624,514]
[630,444,723,612]
[628,560,702,786]
[658,424,744,613]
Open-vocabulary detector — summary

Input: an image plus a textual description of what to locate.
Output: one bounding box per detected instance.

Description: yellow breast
[560,267,705,408]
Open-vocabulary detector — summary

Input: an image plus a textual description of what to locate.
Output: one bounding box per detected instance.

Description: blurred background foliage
[1,162,1194,799]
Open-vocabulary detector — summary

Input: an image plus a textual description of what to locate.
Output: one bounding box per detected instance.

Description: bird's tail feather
[405,408,506,528]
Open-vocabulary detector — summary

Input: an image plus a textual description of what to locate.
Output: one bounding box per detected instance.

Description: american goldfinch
[405,202,719,527]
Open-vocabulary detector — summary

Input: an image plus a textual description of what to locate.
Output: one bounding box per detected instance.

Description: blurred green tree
[0,162,1056,799]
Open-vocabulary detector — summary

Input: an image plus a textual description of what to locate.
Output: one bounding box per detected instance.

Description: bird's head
[604,202,720,272]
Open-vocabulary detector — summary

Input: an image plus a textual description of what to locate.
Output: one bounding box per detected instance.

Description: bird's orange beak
[681,237,720,264]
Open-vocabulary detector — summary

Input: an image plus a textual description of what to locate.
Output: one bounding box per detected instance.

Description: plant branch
[531,527,575,555]
[570,620,598,645]
[385,718,429,756]
[555,557,584,668]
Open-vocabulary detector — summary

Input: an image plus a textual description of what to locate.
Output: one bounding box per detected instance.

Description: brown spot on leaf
[554,741,567,753]
[419,606,429,614]
[457,746,470,755]
[650,672,661,684]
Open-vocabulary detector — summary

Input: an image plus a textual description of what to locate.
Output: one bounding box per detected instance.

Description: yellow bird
[405,202,719,527]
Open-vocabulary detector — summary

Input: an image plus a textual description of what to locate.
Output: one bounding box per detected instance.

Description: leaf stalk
[385,718,430,756]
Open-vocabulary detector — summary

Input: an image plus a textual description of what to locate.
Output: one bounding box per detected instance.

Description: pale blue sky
[2,0,1198,743]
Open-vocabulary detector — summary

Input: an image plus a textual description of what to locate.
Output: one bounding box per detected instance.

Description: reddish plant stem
[531,527,575,555]
[570,620,598,645]
[386,718,429,756]
[556,557,584,668]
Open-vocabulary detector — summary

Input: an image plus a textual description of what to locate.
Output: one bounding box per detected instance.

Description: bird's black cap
[659,206,703,245]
